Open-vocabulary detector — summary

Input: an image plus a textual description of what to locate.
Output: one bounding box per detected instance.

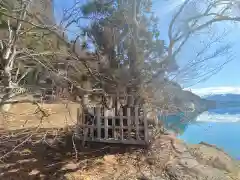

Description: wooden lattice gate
[76,106,149,145]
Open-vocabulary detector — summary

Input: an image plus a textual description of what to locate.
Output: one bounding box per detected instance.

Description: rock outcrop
[163,139,240,180]
[61,133,240,180]
[152,79,216,114]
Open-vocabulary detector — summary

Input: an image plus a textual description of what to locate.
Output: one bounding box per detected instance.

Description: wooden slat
[120,108,123,140]
[77,93,151,145]
[90,125,94,140]
[79,125,145,130]
[88,115,146,119]
[77,137,147,145]
[82,113,89,146]
[98,115,142,119]
[135,106,140,140]
[104,110,108,139]
[96,107,101,139]
[89,107,96,140]
[112,116,116,139]
[117,91,120,115]
[127,108,131,139]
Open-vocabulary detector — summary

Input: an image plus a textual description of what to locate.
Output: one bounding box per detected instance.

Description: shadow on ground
[0,128,145,180]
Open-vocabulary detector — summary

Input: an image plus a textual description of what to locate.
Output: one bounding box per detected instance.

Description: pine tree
[80,0,177,97]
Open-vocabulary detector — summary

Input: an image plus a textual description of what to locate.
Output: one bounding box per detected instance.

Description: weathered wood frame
[77,100,150,145]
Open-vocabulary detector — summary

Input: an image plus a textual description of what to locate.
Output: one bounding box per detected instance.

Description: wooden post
[104,109,108,139]
[143,107,148,143]
[112,116,116,139]
[90,115,94,140]
[96,107,101,139]
[135,106,140,140]
[127,108,131,139]
[120,108,123,140]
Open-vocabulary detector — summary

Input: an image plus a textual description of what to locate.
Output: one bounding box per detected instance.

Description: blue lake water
[160,107,240,159]
[179,122,240,159]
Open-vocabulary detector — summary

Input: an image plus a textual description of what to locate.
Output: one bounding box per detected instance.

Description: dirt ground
[0,102,81,179]
[0,102,81,131]
[0,128,145,180]
[0,103,239,180]
[0,102,147,180]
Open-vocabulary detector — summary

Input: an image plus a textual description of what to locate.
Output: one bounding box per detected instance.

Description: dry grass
[0,102,80,131]
[0,129,146,180]
[0,102,149,180]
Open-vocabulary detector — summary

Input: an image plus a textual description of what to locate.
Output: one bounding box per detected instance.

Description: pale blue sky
[53,0,240,89]
[152,1,240,89]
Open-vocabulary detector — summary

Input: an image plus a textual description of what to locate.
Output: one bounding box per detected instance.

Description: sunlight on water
[161,94,240,159]
[179,121,240,159]
[196,111,240,122]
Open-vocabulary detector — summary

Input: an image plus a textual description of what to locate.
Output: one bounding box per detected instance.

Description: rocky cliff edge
[61,133,240,180]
